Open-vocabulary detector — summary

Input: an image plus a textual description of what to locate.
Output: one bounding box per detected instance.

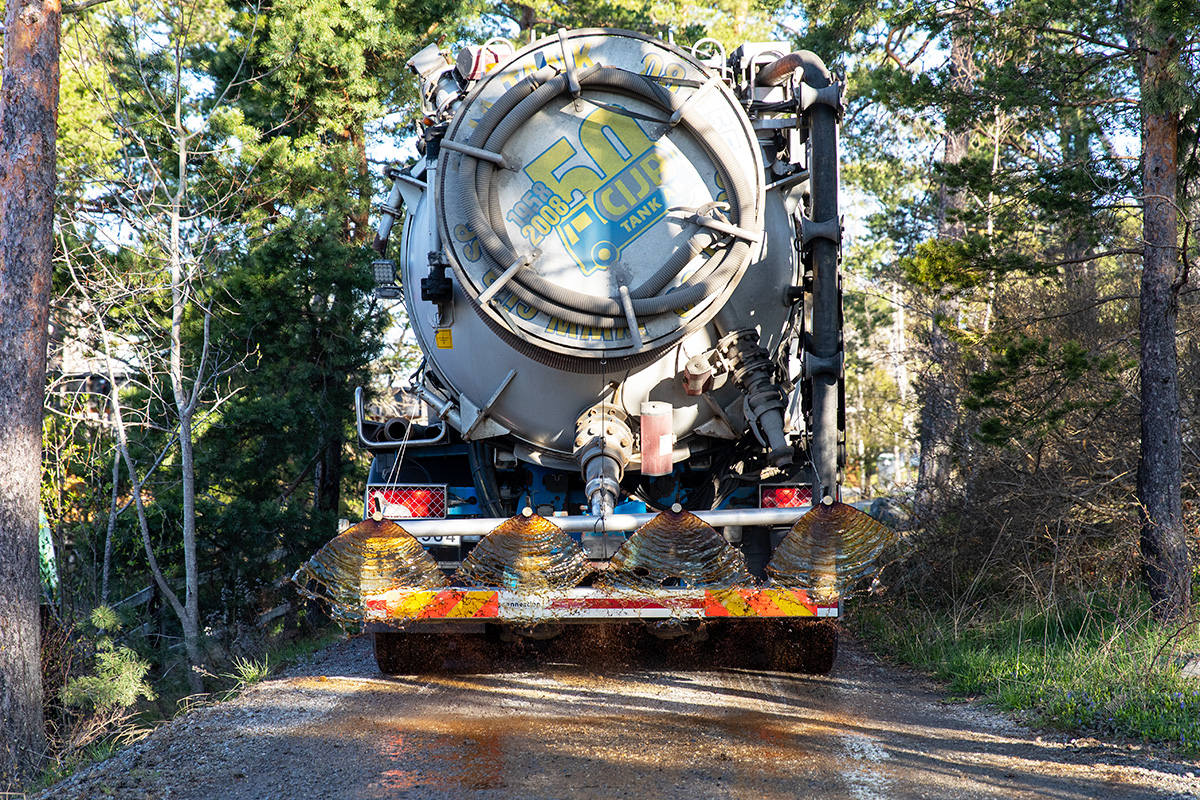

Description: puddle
[375,729,506,793]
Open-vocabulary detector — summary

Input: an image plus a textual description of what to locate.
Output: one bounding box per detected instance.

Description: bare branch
[1039,247,1144,268]
[884,26,908,70]
[1040,25,1143,55]
[62,0,117,13]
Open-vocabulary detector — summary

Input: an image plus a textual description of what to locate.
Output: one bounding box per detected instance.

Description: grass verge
[30,623,344,794]
[848,594,1200,754]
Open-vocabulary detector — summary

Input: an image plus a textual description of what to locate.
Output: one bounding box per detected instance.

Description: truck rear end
[294,28,896,673]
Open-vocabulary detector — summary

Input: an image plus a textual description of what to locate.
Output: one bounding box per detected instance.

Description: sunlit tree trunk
[166,61,206,688]
[101,449,119,604]
[0,0,60,785]
[915,18,970,520]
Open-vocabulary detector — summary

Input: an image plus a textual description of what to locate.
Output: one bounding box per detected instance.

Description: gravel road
[38,630,1200,800]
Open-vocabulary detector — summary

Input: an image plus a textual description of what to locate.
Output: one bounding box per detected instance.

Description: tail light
[760,485,811,508]
[367,485,447,519]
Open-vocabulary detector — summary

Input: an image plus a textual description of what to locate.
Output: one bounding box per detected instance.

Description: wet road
[41,633,1198,800]
[294,647,1173,800]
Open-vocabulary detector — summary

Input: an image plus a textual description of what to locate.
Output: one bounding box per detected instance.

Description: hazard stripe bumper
[363,587,840,622]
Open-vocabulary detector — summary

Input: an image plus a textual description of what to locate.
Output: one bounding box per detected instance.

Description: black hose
[755,51,832,88]
[451,64,762,333]
[467,441,506,517]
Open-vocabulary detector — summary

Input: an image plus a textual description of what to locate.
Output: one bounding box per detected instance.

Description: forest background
[1,0,1198,787]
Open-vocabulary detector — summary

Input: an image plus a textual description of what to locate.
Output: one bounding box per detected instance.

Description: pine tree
[0,0,58,785]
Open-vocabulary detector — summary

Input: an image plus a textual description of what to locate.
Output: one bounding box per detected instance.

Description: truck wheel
[771,619,839,674]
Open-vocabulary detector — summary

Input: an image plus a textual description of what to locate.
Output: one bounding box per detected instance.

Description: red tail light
[760,485,811,508]
[367,485,447,519]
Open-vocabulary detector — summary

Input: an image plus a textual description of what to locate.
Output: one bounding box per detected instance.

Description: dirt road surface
[40,631,1200,800]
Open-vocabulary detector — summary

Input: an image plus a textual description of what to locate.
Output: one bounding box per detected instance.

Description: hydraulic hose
[755,50,832,88]
[467,441,506,517]
[450,63,763,334]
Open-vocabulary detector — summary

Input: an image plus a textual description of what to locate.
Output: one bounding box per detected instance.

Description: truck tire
[771,619,839,674]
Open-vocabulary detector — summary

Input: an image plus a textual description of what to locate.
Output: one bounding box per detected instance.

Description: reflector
[760,485,811,508]
[367,485,447,519]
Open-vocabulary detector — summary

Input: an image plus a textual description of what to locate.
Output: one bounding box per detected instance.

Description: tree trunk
[315,432,343,515]
[350,125,371,244]
[914,314,956,515]
[101,448,119,605]
[170,204,204,693]
[166,71,206,690]
[0,0,60,786]
[915,20,970,520]
[1137,27,1190,622]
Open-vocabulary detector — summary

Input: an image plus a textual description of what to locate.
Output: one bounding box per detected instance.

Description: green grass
[34,738,127,791]
[175,625,345,709]
[850,595,1200,753]
[260,626,344,671]
[229,655,272,685]
[204,626,344,702]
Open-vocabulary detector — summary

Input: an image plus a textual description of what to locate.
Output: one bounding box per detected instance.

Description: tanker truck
[299,28,895,674]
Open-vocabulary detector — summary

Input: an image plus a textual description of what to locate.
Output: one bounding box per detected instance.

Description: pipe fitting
[755,50,832,89]
[682,354,714,396]
[574,404,633,518]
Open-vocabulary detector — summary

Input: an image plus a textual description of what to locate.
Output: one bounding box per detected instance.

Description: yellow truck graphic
[510,106,683,276]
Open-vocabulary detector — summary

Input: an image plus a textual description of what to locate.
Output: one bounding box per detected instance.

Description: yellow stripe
[761,589,816,617]
[388,590,440,617]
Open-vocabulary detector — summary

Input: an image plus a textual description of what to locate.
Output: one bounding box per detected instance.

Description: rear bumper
[364,586,839,626]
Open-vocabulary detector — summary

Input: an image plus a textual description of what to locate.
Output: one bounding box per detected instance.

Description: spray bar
[392,506,815,536]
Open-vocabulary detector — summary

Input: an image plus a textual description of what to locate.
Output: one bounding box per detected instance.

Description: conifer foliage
[797,0,1198,618]
[35,0,467,696]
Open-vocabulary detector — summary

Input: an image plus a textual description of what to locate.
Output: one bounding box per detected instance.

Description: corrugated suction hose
[453,64,763,333]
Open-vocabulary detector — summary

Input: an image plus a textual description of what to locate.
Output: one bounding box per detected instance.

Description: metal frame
[354,386,446,449]
[383,505,813,537]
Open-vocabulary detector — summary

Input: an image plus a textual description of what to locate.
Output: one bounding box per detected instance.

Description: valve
[682,354,714,396]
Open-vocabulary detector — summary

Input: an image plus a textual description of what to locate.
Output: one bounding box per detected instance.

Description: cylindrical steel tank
[396,30,802,469]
